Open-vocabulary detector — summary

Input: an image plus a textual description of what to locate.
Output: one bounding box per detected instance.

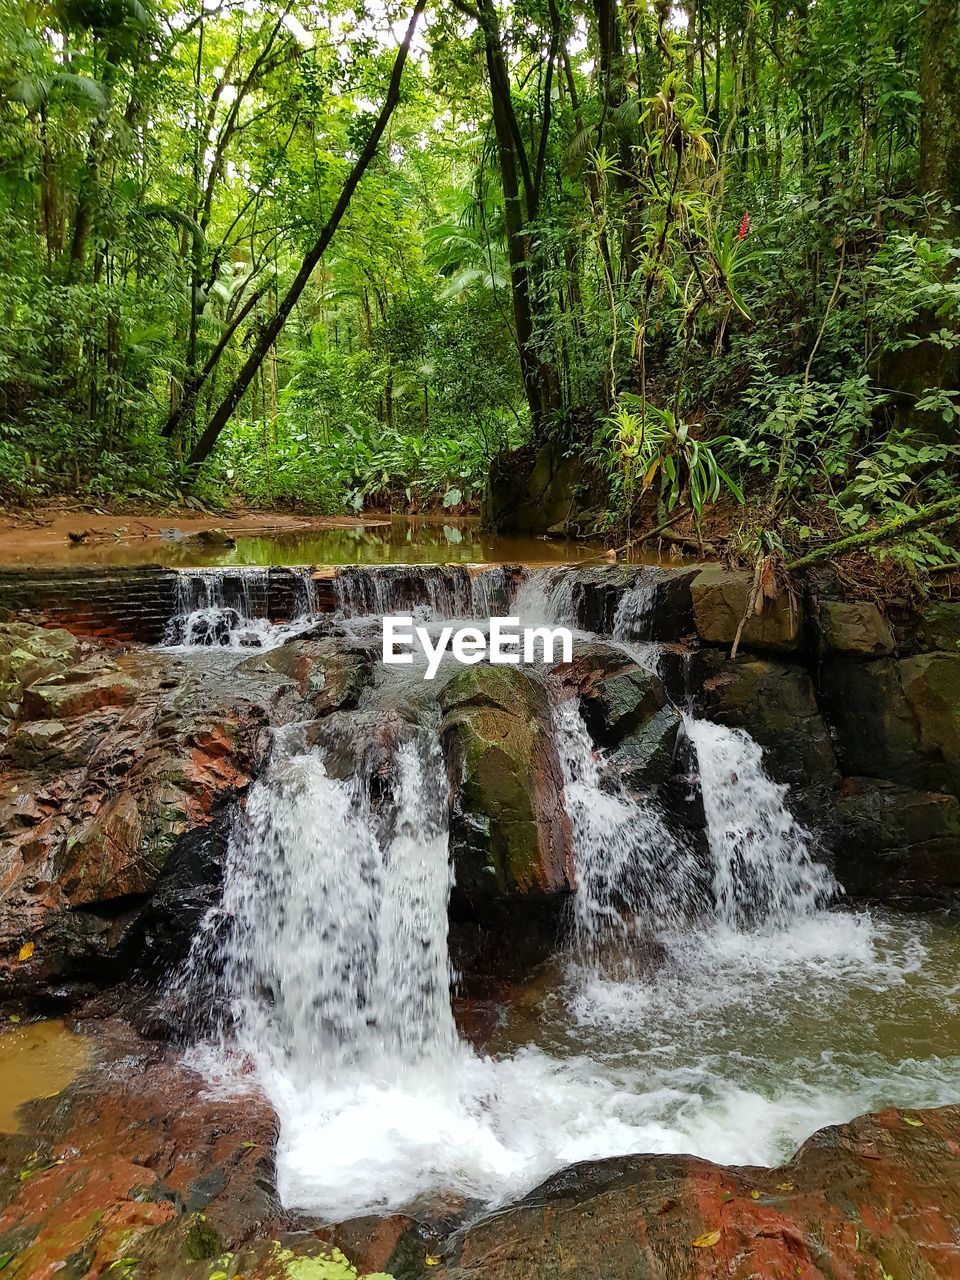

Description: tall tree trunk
[186,0,426,469]
[919,0,960,237]
[472,0,559,432]
[884,0,960,432]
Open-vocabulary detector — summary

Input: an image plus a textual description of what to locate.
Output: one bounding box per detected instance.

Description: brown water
[0,1019,92,1131]
[0,517,688,569]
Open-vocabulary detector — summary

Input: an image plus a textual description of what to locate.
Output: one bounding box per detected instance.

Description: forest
[0,0,958,569]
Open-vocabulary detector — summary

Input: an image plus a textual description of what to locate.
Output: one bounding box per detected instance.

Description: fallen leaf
[903,1116,924,1127]
[777,1182,795,1192]
[17,942,34,962]
[8,1015,20,1024]
[425,1256,441,1267]
[692,1230,721,1248]
[750,1189,761,1200]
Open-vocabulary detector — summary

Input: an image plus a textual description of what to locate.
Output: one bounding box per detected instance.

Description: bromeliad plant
[600,394,744,521]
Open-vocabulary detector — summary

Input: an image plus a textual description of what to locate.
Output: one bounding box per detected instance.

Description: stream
[161,561,960,1223]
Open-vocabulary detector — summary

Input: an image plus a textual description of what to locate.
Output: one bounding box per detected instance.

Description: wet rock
[834,778,960,902]
[434,1104,960,1280]
[690,568,801,652]
[580,666,665,747]
[440,666,572,897]
[243,634,376,714]
[818,599,895,656]
[818,657,925,787]
[561,566,696,640]
[611,704,683,792]
[694,652,836,792]
[900,653,960,794]
[0,1025,283,1273]
[21,668,138,720]
[0,633,304,1003]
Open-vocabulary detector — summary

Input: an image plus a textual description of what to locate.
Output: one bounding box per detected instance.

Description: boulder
[439,665,571,897]
[834,778,960,903]
[241,633,375,714]
[433,1105,960,1280]
[580,665,665,747]
[690,568,800,652]
[818,600,895,656]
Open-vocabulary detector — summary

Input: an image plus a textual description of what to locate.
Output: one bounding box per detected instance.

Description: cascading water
[207,727,456,1075]
[611,577,657,642]
[333,564,513,625]
[684,715,837,929]
[165,566,319,651]
[177,565,960,1221]
[553,698,699,952]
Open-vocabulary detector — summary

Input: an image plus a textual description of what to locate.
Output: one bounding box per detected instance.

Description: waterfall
[172,566,956,1222]
[554,698,835,951]
[684,715,838,929]
[553,698,699,952]
[191,725,456,1079]
[333,564,512,623]
[164,567,317,650]
[611,578,657,642]
[511,567,576,627]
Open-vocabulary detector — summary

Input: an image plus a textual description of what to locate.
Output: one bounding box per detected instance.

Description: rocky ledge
[2,1036,959,1280]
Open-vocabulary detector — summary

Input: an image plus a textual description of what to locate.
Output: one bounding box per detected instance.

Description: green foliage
[0,0,955,561]
[599,395,742,520]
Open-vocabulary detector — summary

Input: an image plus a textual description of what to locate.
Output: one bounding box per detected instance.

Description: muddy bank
[0,507,389,568]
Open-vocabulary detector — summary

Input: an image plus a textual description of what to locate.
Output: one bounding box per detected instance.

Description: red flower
[737,212,750,240]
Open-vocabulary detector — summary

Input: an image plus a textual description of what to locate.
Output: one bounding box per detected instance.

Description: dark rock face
[900,653,960,794]
[834,778,960,902]
[482,441,592,535]
[818,655,960,797]
[819,657,924,786]
[694,653,837,793]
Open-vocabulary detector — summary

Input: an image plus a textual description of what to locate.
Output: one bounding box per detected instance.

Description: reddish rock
[435,1104,960,1279]
[0,636,304,1002]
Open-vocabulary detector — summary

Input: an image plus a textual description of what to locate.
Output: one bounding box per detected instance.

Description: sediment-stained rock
[690,568,801,652]
[0,629,307,1003]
